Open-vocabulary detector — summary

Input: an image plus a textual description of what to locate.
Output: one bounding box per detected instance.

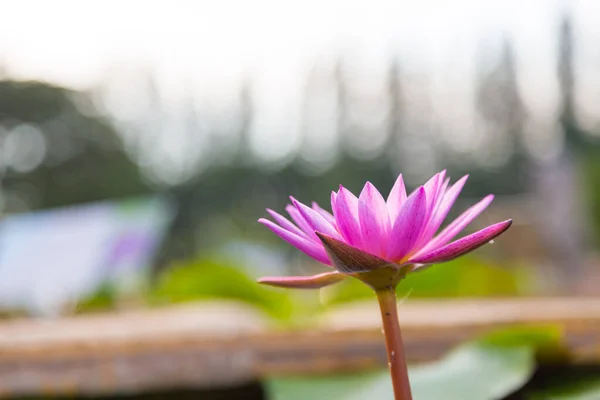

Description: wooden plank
[0,298,599,397]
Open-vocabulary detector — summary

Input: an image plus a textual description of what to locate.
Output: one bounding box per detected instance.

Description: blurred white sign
[0,197,174,316]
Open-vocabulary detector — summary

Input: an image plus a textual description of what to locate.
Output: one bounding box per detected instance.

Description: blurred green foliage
[321,255,529,306]
[582,153,600,246]
[0,81,150,210]
[146,258,297,321]
[76,284,117,314]
[525,373,600,400]
[75,254,532,324]
[480,325,568,364]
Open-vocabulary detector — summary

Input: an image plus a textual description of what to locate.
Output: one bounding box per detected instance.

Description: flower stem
[375,287,413,400]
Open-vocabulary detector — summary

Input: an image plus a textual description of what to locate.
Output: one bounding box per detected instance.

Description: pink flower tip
[258,170,512,290]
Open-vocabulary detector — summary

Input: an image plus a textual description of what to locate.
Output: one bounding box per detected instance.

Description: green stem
[375,287,413,400]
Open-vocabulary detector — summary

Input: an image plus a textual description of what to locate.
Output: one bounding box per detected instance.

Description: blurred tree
[473,37,528,196]
[550,11,600,283]
[537,12,587,282]
[558,14,584,151]
[385,58,404,172]
[237,77,254,164]
[0,80,150,213]
[334,57,351,157]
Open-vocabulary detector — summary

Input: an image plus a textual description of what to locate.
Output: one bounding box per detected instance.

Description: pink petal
[316,232,392,274]
[409,219,512,264]
[440,177,450,197]
[291,197,340,239]
[434,169,447,196]
[419,171,447,241]
[286,204,319,241]
[312,201,336,226]
[266,209,307,238]
[258,271,346,289]
[332,186,363,247]
[358,182,390,255]
[418,175,469,246]
[435,175,468,225]
[386,187,428,261]
[421,194,494,253]
[259,218,330,265]
[387,174,407,223]
[423,171,445,219]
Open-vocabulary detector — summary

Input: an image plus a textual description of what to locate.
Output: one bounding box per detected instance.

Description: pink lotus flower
[258,171,512,289]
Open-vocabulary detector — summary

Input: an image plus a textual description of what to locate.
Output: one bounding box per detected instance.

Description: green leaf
[267,372,390,400]
[267,327,555,400]
[409,343,534,400]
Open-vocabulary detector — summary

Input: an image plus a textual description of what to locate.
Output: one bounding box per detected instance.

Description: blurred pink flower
[258,171,512,289]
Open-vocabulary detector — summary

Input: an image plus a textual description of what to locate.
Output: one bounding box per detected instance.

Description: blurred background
[0,0,599,319]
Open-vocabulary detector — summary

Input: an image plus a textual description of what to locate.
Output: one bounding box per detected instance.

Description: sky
[0,0,570,92]
[0,0,599,182]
